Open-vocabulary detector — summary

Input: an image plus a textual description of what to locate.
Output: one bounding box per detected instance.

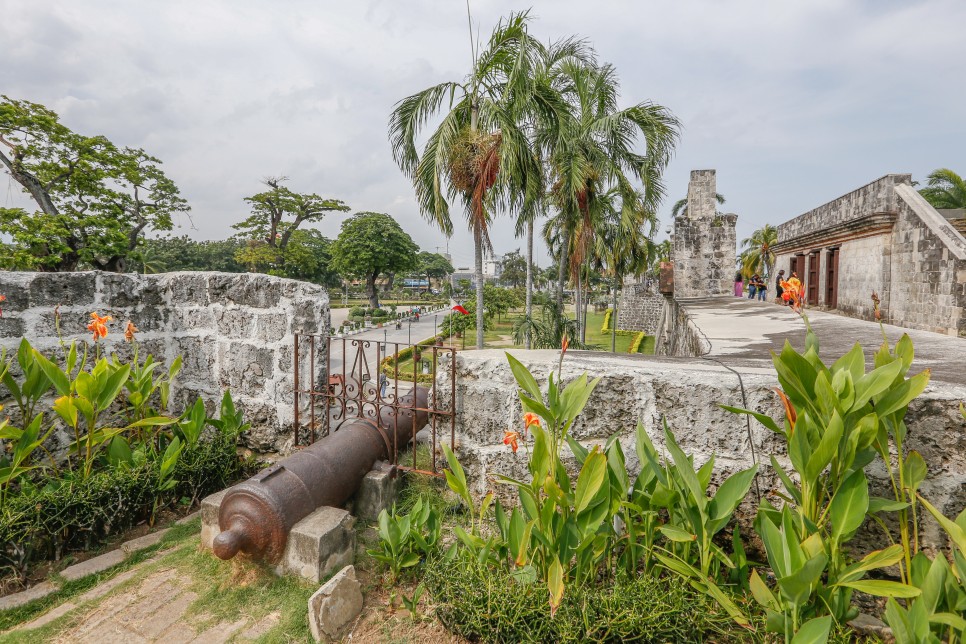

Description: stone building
[772,174,966,336]
[671,169,737,298]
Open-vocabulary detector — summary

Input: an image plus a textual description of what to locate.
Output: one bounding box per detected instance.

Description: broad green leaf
[838,545,904,583]
[548,557,564,616]
[931,612,966,631]
[829,470,869,541]
[836,579,921,598]
[851,359,903,411]
[830,343,864,382]
[805,411,842,481]
[875,370,930,417]
[659,525,696,542]
[31,349,70,396]
[663,423,705,512]
[127,416,177,428]
[902,451,928,494]
[710,465,758,524]
[505,352,541,401]
[919,495,966,555]
[749,569,779,610]
[792,616,831,644]
[778,553,828,606]
[719,404,781,433]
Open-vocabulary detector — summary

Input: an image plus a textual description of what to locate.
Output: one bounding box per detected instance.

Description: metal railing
[292,334,457,475]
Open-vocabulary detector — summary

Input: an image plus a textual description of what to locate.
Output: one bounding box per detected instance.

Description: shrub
[425,555,732,643]
[629,332,646,353]
[349,306,366,317]
[601,308,613,333]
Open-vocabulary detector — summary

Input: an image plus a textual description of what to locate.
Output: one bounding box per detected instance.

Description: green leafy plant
[367,497,441,582]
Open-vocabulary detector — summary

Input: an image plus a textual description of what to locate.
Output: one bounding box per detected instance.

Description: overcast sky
[3,0,964,269]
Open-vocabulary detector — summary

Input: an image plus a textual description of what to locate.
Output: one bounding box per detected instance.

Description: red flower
[561,334,569,355]
[523,413,541,431]
[503,430,521,453]
[0,294,5,318]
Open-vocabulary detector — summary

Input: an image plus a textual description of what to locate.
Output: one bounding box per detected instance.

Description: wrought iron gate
[292,334,457,475]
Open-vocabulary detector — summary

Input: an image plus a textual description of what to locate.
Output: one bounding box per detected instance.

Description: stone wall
[446,349,966,551]
[615,282,666,334]
[672,170,737,298]
[889,186,966,336]
[0,271,329,453]
[773,174,966,336]
[778,174,908,241]
[652,295,707,357]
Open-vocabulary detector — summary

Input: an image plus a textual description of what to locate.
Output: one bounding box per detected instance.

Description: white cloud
[1,0,963,260]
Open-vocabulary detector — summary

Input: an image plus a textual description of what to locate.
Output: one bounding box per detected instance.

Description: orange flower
[0,294,5,318]
[87,312,113,341]
[523,412,541,431]
[561,333,569,355]
[774,388,797,434]
[503,430,521,453]
[124,321,138,342]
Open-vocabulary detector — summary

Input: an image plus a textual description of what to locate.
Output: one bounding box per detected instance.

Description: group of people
[734,269,803,307]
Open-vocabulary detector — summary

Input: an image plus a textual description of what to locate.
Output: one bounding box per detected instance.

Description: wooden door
[807,253,820,306]
[825,248,839,309]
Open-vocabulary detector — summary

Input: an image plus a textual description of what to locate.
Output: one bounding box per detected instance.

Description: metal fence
[292,334,457,475]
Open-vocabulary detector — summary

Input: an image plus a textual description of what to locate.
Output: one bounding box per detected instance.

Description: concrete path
[678,296,966,386]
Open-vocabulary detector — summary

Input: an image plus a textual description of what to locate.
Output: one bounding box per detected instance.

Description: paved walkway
[678,296,966,386]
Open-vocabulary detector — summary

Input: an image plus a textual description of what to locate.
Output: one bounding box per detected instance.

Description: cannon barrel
[213,386,429,562]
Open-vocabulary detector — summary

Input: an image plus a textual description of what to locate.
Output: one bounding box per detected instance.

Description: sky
[2,0,964,270]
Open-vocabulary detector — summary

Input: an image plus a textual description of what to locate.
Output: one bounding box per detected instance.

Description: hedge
[380,333,452,384]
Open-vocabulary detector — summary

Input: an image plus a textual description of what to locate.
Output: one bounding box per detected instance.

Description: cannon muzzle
[214,385,429,562]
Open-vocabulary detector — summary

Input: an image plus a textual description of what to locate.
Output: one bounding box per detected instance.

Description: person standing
[734,271,744,297]
[747,273,758,300]
[756,274,768,301]
[775,270,785,304]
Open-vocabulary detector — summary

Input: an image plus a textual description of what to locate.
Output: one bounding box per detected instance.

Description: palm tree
[544,60,679,341]
[919,168,966,210]
[389,11,544,349]
[591,188,653,351]
[513,36,592,349]
[670,192,726,218]
[740,224,778,279]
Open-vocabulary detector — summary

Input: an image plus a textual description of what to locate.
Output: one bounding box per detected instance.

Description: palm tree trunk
[556,227,570,310]
[474,226,484,350]
[611,278,618,352]
[525,218,534,350]
[575,268,582,341]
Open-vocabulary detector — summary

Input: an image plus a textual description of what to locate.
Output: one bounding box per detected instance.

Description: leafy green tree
[740,224,778,279]
[416,251,454,292]
[918,168,966,209]
[232,177,349,269]
[0,96,189,271]
[133,236,246,274]
[670,192,726,218]
[329,212,419,308]
[499,249,530,288]
[483,284,522,321]
[389,11,545,349]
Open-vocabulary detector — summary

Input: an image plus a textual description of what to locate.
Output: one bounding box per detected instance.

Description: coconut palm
[740,223,778,279]
[513,36,593,349]
[919,168,966,210]
[544,59,679,340]
[670,192,726,218]
[590,188,653,351]
[389,11,544,349]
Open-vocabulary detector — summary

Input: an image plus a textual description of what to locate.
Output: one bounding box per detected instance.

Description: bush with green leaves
[366,496,441,582]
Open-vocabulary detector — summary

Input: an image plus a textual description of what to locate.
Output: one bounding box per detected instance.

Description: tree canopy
[329,212,419,308]
[0,96,189,271]
[416,252,454,290]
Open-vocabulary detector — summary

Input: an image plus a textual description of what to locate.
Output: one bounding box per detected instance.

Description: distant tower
[671,170,737,298]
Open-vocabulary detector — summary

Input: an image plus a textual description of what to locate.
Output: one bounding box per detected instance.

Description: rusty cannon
[212,385,430,563]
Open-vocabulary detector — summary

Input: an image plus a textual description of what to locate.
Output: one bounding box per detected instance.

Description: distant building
[772,174,966,336]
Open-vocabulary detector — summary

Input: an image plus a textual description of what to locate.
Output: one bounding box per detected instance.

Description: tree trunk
[575,269,582,341]
[525,218,534,349]
[611,278,618,353]
[474,226,485,349]
[367,272,380,309]
[383,272,395,294]
[582,257,591,344]
[556,226,570,310]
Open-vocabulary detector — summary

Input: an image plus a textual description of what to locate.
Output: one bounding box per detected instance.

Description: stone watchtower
[671,170,737,298]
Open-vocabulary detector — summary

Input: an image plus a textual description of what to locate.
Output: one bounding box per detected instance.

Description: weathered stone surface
[278,507,356,583]
[672,170,737,299]
[200,488,230,550]
[0,271,330,453]
[616,282,666,335]
[308,565,363,642]
[351,462,400,522]
[120,529,169,554]
[0,581,58,610]
[60,549,126,581]
[773,174,966,336]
